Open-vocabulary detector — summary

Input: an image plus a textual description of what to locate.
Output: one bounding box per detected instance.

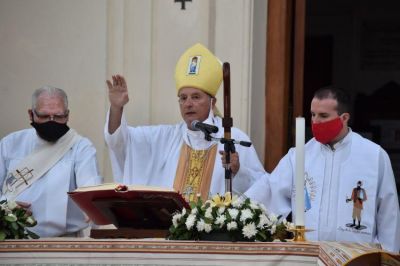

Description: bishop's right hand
[106,74,129,109]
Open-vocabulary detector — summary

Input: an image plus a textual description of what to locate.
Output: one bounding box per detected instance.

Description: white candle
[295,117,305,226]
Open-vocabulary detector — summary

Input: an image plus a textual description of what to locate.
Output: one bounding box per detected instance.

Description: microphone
[191,120,219,134]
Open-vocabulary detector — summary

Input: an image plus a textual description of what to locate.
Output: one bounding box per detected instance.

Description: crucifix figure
[16,167,34,185]
[3,167,34,194]
[174,0,192,10]
[182,185,194,201]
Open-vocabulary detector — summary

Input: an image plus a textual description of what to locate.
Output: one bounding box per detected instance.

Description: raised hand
[106,74,129,109]
[106,74,129,134]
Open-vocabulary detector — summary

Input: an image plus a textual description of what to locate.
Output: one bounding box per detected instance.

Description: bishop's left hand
[219,151,240,176]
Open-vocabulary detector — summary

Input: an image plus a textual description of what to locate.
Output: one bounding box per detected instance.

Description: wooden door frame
[264,0,305,172]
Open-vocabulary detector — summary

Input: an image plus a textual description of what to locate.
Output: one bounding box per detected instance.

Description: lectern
[68,183,189,238]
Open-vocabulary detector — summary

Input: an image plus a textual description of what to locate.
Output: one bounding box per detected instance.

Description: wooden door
[264,0,306,172]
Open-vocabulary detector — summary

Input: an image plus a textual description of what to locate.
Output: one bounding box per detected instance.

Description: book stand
[68,187,189,239]
[89,196,185,239]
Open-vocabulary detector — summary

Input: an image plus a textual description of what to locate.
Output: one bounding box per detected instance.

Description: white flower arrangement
[168,193,294,242]
[0,199,38,240]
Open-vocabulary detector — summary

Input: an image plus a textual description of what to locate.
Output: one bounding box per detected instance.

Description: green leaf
[11,222,19,230]
[189,201,197,209]
[244,198,251,205]
[204,217,213,224]
[26,229,39,239]
[258,231,266,240]
[4,215,17,222]
[197,197,203,207]
[0,230,6,241]
[15,208,25,217]
[169,226,177,234]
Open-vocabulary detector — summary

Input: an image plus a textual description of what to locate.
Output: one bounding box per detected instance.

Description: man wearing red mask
[245,87,400,252]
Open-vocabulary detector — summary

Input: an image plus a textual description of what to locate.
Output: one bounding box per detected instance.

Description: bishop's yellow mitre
[175,43,222,97]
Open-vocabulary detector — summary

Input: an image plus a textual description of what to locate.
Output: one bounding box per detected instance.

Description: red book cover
[68,183,189,229]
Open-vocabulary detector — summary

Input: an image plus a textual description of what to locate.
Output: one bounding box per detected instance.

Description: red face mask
[311,117,343,144]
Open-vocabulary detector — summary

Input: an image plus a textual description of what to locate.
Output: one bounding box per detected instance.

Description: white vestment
[245,130,400,252]
[104,112,265,196]
[0,128,102,237]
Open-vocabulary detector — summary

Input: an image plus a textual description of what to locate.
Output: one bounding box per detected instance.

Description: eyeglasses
[33,109,69,122]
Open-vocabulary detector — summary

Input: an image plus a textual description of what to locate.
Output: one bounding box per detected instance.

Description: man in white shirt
[245,87,400,252]
[0,86,102,237]
[104,43,265,202]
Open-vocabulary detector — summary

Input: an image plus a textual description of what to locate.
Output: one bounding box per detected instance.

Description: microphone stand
[202,132,252,193]
[203,133,252,148]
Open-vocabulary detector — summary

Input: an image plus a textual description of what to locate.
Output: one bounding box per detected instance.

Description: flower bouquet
[0,200,39,240]
[168,193,294,242]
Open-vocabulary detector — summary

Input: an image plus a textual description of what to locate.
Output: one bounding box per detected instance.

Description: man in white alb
[0,86,102,237]
[104,43,265,202]
[245,87,400,252]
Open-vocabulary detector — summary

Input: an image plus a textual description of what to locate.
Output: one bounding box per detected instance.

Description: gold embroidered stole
[173,143,217,202]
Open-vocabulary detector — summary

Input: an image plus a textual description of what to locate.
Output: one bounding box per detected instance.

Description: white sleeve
[231,129,266,194]
[245,150,294,218]
[243,172,271,206]
[376,148,400,252]
[104,109,129,183]
[233,158,265,194]
[73,138,103,188]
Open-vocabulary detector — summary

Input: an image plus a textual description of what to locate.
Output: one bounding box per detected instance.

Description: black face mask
[31,121,70,142]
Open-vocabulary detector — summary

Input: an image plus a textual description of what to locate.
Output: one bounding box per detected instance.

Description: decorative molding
[0,239,385,265]
[0,239,319,255]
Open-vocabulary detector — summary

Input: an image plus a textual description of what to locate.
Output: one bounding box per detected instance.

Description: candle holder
[288,225,313,242]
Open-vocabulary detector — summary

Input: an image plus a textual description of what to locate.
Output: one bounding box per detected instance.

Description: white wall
[0,0,266,181]
[251,0,267,161]
[0,0,108,175]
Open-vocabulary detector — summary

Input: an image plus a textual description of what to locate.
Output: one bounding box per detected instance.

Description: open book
[68,183,189,230]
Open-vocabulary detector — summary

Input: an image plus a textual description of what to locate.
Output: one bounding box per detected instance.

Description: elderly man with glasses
[0,86,102,238]
[105,43,265,202]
